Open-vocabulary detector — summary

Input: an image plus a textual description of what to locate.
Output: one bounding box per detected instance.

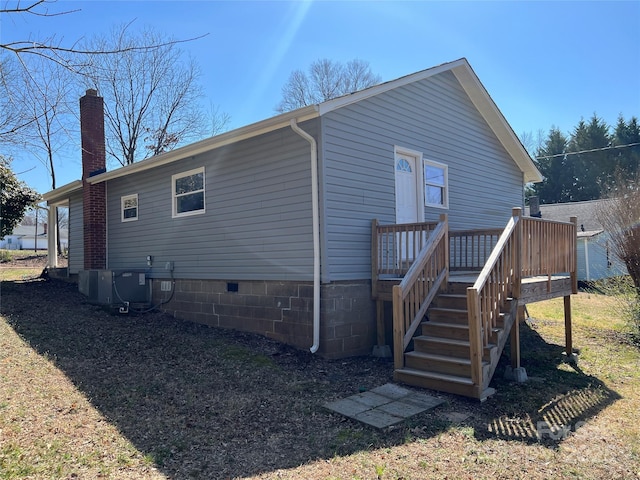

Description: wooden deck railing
[465,208,578,389]
[449,229,503,271]
[372,208,577,387]
[391,215,449,369]
[466,208,522,388]
[371,220,439,280]
[521,216,577,285]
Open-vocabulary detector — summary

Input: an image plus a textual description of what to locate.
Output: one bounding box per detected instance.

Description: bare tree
[519,129,546,159]
[1,1,205,73]
[0,55,31,140]
[15,56,75,254]
[276,58,381,113]
[596,172,640,296]
[208,101,231,137]
[81,25,215,166]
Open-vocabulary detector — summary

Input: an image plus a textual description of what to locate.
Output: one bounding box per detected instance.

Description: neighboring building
[528,199,628,281]
[43,58,542,359]
[0,223,68,251]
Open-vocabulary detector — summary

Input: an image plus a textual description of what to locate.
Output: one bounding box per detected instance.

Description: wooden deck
[372,209,578,400]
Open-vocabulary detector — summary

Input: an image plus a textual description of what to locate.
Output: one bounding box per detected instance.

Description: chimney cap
[85,89,98,96]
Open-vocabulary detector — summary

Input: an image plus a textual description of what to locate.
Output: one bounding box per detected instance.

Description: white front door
[395,151,423,266]
[395,152,421,224]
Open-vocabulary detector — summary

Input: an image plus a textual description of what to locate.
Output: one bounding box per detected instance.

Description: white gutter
[87,106,319,185]
[290,119,321,354]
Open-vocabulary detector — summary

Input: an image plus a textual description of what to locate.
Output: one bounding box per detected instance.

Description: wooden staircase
[394,279,517,401]
[373,208,577,401]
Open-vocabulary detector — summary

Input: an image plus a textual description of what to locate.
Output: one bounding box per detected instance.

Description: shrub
[591,276,640,338]
[0,249,12,263]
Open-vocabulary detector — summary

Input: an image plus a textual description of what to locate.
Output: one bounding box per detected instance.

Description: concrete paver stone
[324,383,445,429]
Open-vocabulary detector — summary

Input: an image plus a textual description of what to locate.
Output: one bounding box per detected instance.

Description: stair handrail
[392,214,449,369]
[466,208,522,388]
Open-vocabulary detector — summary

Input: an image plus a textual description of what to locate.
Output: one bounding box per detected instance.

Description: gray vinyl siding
[105,124,316,280]
[321,70,524,281]
[68,192,84,274]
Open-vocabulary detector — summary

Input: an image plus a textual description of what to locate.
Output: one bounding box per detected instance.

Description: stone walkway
[324,383,444,429]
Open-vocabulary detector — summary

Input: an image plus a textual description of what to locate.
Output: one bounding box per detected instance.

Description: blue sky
[2,0,639,193]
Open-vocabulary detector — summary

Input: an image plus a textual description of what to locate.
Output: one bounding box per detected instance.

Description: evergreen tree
[0,156,40,238]
[612,115,640,180]
[532,127,571,203]
[569,115,611,201]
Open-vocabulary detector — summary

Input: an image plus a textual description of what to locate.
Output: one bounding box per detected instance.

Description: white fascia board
[318,58,469,115]
[42,180,82,205]
[87,106,319,185]
[451,63,543,184]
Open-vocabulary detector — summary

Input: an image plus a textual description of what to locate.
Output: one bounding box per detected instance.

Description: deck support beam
[504,305,527,382]
[510,306,523,369]
[563,295,578,365]
[372,299,392,358]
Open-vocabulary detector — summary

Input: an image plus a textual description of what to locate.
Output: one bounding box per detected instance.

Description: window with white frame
[423,159,448,208]
[121,194,138,222]
[172,167,205,217]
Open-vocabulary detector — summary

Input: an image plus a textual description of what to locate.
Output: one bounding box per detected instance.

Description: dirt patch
[1,269,639,479]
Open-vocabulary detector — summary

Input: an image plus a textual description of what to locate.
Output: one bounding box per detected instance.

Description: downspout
[290,118,320,353]
[583,237,590,281]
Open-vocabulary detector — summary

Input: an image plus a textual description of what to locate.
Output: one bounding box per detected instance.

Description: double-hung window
[423,159,448,208]
[172,167,205,217]
[121,194,138,222]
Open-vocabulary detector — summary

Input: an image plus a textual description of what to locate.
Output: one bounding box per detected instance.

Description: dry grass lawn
[1,253,639,479]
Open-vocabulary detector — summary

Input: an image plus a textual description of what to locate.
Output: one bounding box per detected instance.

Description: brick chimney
[80,89,107,270]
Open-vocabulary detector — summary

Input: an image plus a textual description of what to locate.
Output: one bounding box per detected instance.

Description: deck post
[371,219,379,299]
[512,207,522,300]
[569,216,578,294]
[564,295,575,359]
[466,287,483,388]
[440,213,449,284]
[376,299,385,346]
[392,285,405,369]
[510,306,523,369]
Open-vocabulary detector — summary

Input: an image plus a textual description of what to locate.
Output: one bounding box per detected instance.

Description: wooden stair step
[433,293,468,309]
[427,307,469,324]
[394,367,496,401]
[421,321,470,340]
[445,282,474,295]
[405,351,488,376]
[396,367,473,385]
[394,367,475,398]
[414,335,495,361]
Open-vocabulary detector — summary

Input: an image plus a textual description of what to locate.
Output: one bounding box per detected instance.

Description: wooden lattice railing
[391,215,449,369]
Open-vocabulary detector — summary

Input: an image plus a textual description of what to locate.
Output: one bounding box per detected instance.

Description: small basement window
[121,194,138,222]
[172,167,205,217]
[423,159,448,209]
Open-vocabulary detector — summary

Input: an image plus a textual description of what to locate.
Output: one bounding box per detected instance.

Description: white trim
[47,58,540,201]
[451,63,542,183]
[86,107,319,185]
[121,193,138,222]
[423,158,449,209]
[42,180,82,205]
[319,59,469,115]
[394,146,425,223]
[172,167,206,218]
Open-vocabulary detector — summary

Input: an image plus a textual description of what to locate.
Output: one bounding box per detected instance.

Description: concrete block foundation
[152,278,376,359]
